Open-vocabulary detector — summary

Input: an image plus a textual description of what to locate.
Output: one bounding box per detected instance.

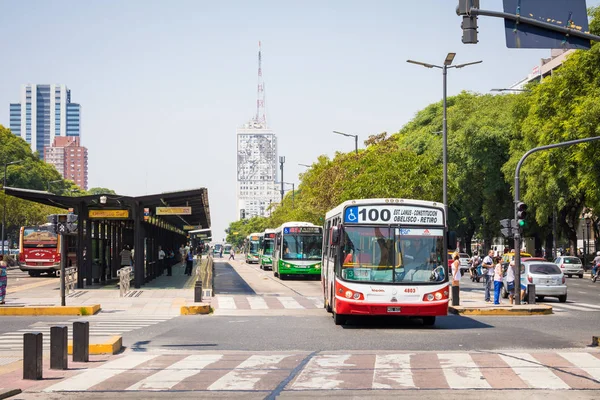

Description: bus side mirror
[330,226,340,245]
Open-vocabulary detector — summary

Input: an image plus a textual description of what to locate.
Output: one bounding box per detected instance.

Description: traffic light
[500,219,512,237]
[456,0,479,44]
[516,202,528,228]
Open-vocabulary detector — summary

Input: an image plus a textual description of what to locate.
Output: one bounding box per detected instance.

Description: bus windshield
[249,241,260,254]
[340,226,445,283]
[262,239,274,256]
[22,227,58,248]
[282,234,322,260]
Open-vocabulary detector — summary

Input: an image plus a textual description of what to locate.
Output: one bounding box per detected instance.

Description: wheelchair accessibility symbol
[344,206,358,223]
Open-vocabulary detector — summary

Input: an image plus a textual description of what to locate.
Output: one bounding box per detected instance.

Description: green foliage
[87,187,117,195]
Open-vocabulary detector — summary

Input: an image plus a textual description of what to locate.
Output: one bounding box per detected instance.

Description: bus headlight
[434,292,443,300]
[345,290,353,299]
[315,263,321,269]
[426,294,435,301]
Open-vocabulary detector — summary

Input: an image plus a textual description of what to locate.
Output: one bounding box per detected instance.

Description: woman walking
[493,256,503,305]
[0,255,8,305]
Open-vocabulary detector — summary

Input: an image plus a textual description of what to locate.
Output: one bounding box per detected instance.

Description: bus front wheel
[422,316,436,326]
[333,312,346,326]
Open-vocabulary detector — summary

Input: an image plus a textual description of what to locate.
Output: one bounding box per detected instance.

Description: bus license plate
[387,307,401,313]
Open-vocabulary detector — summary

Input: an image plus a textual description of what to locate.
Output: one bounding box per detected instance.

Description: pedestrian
[493,256,503,305]
[179,244,186,266]
[119,245,133,269]
[0,255,8,305]
[184,247,194,276]
[451,251,461,285]
[158,246,165,276]
[506,261,526,304]
[229,248,235,260]
[482,250,494,303]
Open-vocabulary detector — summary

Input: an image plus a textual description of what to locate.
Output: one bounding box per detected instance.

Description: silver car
[553,256,584,278]
[502,261,567,302]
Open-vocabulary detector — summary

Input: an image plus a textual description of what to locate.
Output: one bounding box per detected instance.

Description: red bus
[18,225,62,276]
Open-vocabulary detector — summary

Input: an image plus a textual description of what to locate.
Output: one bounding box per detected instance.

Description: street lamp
[585,213,592,266]
[490,88,531,92]
[276,181,295,208]
[2,160,24,256]
[298,163,311,168]
[333,131,358,155]
[407,54,482,209]
[47,179,62,193]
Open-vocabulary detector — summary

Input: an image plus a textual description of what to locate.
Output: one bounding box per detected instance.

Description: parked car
[502,260,567,302]
[553,256,584,278]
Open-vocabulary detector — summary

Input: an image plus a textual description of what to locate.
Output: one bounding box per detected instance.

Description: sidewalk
[0,260,208,316]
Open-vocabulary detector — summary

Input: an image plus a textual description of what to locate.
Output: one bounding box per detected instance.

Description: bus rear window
[23,228,57,248]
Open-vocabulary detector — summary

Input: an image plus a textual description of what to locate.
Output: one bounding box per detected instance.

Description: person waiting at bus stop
[119,245,133,270]
[0,255,8,305]
[184,247,194,276]
[158,246,166,276]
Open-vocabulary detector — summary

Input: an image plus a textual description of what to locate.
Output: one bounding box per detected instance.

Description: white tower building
[236,43,279,219]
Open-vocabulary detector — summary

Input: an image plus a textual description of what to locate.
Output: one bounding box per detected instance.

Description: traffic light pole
[513,136,600,305]
[60,232,67,306]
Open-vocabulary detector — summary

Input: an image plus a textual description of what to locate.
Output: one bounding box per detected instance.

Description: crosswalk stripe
[292,354,353,389]
[247,297,268,309]
[438,353,490,389]
[217,297,237,309]
[44,354,159,392]
[559,352,600,380]
[372,354,415,389]
[574,303,600,310]
[552,303,598,312]
[499,353,570,389]
[207,355,288,390]
[277,297,303,309]
[127,354,223,390]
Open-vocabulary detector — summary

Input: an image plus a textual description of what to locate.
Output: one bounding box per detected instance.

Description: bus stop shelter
[4,187,211,289]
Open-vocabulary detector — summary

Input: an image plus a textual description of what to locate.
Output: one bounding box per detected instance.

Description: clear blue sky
[1,0,598,240]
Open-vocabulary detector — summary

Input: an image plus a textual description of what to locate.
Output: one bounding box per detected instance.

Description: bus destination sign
[264,233,276,239]
[344,205,444,226]
[284,227,321,234]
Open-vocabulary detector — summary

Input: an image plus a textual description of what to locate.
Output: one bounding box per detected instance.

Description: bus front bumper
[335,297,448,316]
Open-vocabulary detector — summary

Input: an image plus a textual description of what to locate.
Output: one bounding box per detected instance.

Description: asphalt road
[5,266,57,290]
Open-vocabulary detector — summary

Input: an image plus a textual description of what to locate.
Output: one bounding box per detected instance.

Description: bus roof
[325,198,445,220]
[275,221,321,233]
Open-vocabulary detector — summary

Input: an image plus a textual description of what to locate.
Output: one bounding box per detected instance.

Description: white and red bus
[322,198,449,326]
[18,224,72,276]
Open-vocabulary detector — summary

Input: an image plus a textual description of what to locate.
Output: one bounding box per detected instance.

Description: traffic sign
[503,0,590,49]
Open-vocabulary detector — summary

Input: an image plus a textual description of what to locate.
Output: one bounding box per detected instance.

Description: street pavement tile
[469,353,529,389]
[88,354,188,391]
[533,353,600,389]
[16,351,600,393]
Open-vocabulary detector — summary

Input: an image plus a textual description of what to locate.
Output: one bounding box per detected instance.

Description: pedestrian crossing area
[212,295,324,311]
[0,315,175,352]
[40,351,600,392]
[550,302,600,313]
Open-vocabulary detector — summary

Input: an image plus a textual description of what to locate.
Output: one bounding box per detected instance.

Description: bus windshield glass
[262,240,274,256]
[23,227,58,248]
[249,241,260,254]
[282,234,322,260]
[340,226,446,283]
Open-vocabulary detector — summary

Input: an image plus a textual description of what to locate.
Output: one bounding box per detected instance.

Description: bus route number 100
[359,208,391,222]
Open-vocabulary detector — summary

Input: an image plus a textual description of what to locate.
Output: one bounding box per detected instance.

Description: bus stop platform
[449,289,553,316]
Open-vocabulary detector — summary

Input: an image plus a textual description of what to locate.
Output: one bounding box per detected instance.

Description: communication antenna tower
[255,41,267,127]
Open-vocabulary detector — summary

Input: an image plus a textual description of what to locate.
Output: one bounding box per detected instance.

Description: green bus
[273,222,323,280]
[245,233,263,264]
[259,229,276,270]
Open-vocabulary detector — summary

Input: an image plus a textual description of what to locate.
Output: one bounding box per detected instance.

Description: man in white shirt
[482,250,494,302]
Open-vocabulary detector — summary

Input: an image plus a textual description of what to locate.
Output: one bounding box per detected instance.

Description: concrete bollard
[451,285,460,306]
[73,321,89,362]
[527,284,536,304]
[194,280,203,303]
[50,326,68,370]
[23,332,43,380]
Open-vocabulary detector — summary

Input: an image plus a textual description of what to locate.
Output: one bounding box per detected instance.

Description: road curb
[448,305,552,316]
[67,336,122,355]
[180,304,212,315]
[0,304,101,316]
[0,388,22,400]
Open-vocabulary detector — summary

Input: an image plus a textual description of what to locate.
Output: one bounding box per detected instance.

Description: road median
[68,335,122,355]
[449,304,552,316]
[0,304,100,316]
[180,304,212,315]
[0,388,22,400]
